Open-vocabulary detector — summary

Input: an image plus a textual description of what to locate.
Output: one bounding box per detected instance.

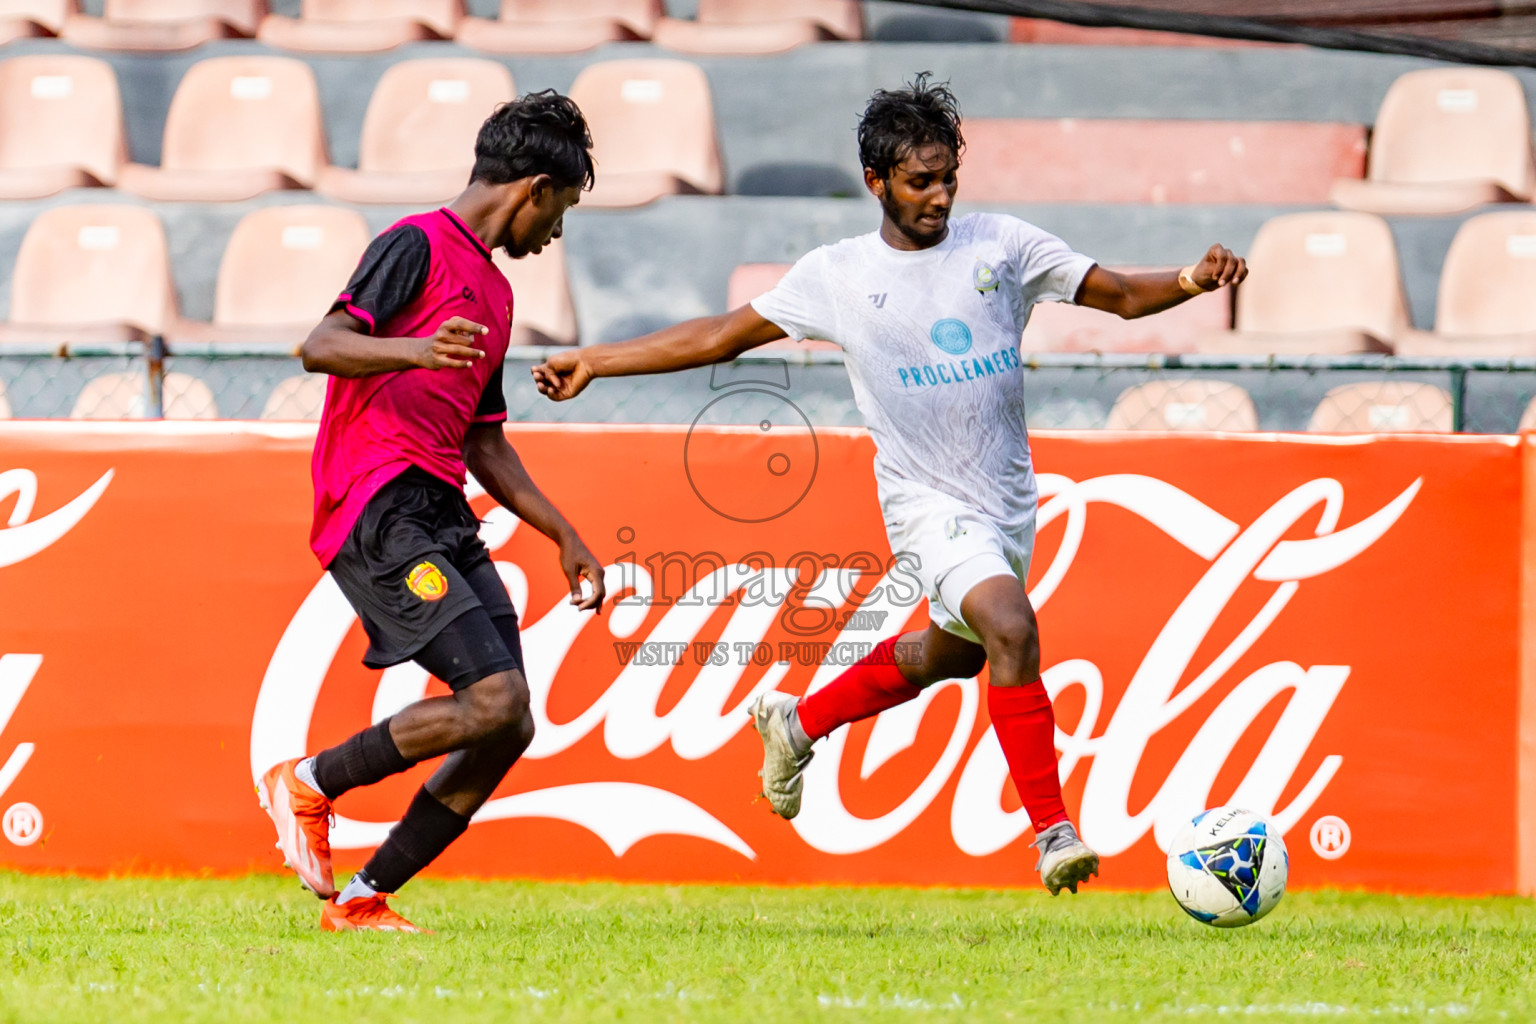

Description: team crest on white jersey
[973,259,1000,293]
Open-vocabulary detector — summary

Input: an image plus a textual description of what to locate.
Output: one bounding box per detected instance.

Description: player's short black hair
[856,73,964,180]
[471,89,596,191]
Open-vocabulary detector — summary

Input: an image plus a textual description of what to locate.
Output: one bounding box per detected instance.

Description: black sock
[357,786,471,894]
[313,718,412,800]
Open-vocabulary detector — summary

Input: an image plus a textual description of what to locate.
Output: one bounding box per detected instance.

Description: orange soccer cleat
[320,893,429,933]
[257,758,335,898]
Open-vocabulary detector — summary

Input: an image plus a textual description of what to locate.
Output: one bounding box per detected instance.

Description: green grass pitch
[1,872,1533,1022]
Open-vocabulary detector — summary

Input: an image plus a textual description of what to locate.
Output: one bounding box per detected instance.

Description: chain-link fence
[4,344,1536,433]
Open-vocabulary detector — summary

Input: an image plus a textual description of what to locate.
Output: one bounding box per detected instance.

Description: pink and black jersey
[309,208,513,567]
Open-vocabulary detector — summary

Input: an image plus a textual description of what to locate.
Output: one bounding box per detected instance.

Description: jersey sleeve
[749,249,837,344]
[472,360,507,424]
[1004,217,1098,307]
[332,224,432,335]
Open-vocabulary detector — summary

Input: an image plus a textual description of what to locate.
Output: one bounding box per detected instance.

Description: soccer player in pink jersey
[257,92,607,933]
[533,77,1246,895]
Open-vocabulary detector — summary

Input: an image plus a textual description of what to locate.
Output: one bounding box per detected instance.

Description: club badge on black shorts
[406,561,449,601]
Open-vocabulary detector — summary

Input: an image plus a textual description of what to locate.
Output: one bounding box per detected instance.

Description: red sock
[987,680,1069,833]
[797,636,921,740]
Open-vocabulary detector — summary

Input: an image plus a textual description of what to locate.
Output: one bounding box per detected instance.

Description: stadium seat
[724,263,837,351]
[1330,68,1536,215]
[569,60,724,207]
[1105,380,1258,431]
[261,373,326,419]
[70,370,217,420]
[0,55,125,199]
[258,0,460,52]
[169,206,370,346]
[61,0,262,51]
[1009,17,1278,47]
[961,120,1366,204]
[653,0,861,55]
[456,0,660,53]
[494,237,578,347]
[317,59,514,205]
[116,56,327,201]
[0,205,175,346]
[1022,266,1229,353]
[1199,211,1408,355]
[1307,381,1453,432]
[1395,212,1536,358]
[0,0,72,43]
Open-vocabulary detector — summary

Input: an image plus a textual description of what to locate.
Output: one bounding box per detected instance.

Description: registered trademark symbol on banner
[1309,815,1351,860]
[3,802,43,846]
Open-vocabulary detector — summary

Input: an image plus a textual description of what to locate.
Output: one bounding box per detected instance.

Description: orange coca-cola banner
[0,422,1530,893]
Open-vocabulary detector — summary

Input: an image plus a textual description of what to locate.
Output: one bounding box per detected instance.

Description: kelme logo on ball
[929,318,973,356]
[406,562,448,601]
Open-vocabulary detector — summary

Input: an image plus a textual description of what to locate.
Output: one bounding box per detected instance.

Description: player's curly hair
[471,89,596,191]
[857,73,964,180]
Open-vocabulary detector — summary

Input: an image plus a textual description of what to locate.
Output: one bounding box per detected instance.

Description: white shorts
[884,496,1035,646]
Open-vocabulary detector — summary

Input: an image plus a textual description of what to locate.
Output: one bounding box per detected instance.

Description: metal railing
[4,342,1536,433]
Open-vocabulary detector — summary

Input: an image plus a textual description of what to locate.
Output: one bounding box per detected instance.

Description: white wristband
[1178,266,1208,297]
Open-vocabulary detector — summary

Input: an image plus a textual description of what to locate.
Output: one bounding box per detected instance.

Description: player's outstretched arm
[463,423,606,612]
[1075,244,1248,320]
[530,305,787,401]
[301,312,491,379]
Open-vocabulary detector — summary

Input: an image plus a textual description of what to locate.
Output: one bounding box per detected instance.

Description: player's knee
[984,616,1040,685]
[508,708,535,752]
[461,673,529,743]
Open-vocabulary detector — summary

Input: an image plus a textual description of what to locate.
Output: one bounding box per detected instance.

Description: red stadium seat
[457,0,660,53]
[0,204,176,346]
[1010,17,1282,47]
[495,237,578,347]
[1106,380,1258,431]
[258,0,460,52]
[569,59,724,208]
[961,120,1366,204]
[1331,68,1536,215]
[169,206,370,346]
[0,0,72,43]
[117,56,327,201]
[317,59,514,205]
[1200,211,1408,355]
[1396,211,1536,358]
[1022,267,1229,353]
[0,55,126,199]
[1308,381,1453,433]
[653,0,860,55]
[61,0,262,51]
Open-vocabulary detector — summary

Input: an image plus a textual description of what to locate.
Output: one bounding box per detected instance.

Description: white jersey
[751,212,1096,534]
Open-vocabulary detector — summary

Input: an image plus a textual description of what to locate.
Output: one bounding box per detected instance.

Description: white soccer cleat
[750,691,813,820]
[1032,820,1100,895]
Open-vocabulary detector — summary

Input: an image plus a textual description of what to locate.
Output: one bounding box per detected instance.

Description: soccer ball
[1165,806,1288,927]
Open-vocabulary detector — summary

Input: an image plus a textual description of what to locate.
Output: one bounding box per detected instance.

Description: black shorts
[329,466,523,691]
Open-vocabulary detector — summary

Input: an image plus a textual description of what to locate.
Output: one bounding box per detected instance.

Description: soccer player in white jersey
[532,76,1246,894]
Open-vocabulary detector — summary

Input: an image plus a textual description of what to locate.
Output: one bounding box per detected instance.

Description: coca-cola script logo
[0,468,114,827]
[251,473,1418,862]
